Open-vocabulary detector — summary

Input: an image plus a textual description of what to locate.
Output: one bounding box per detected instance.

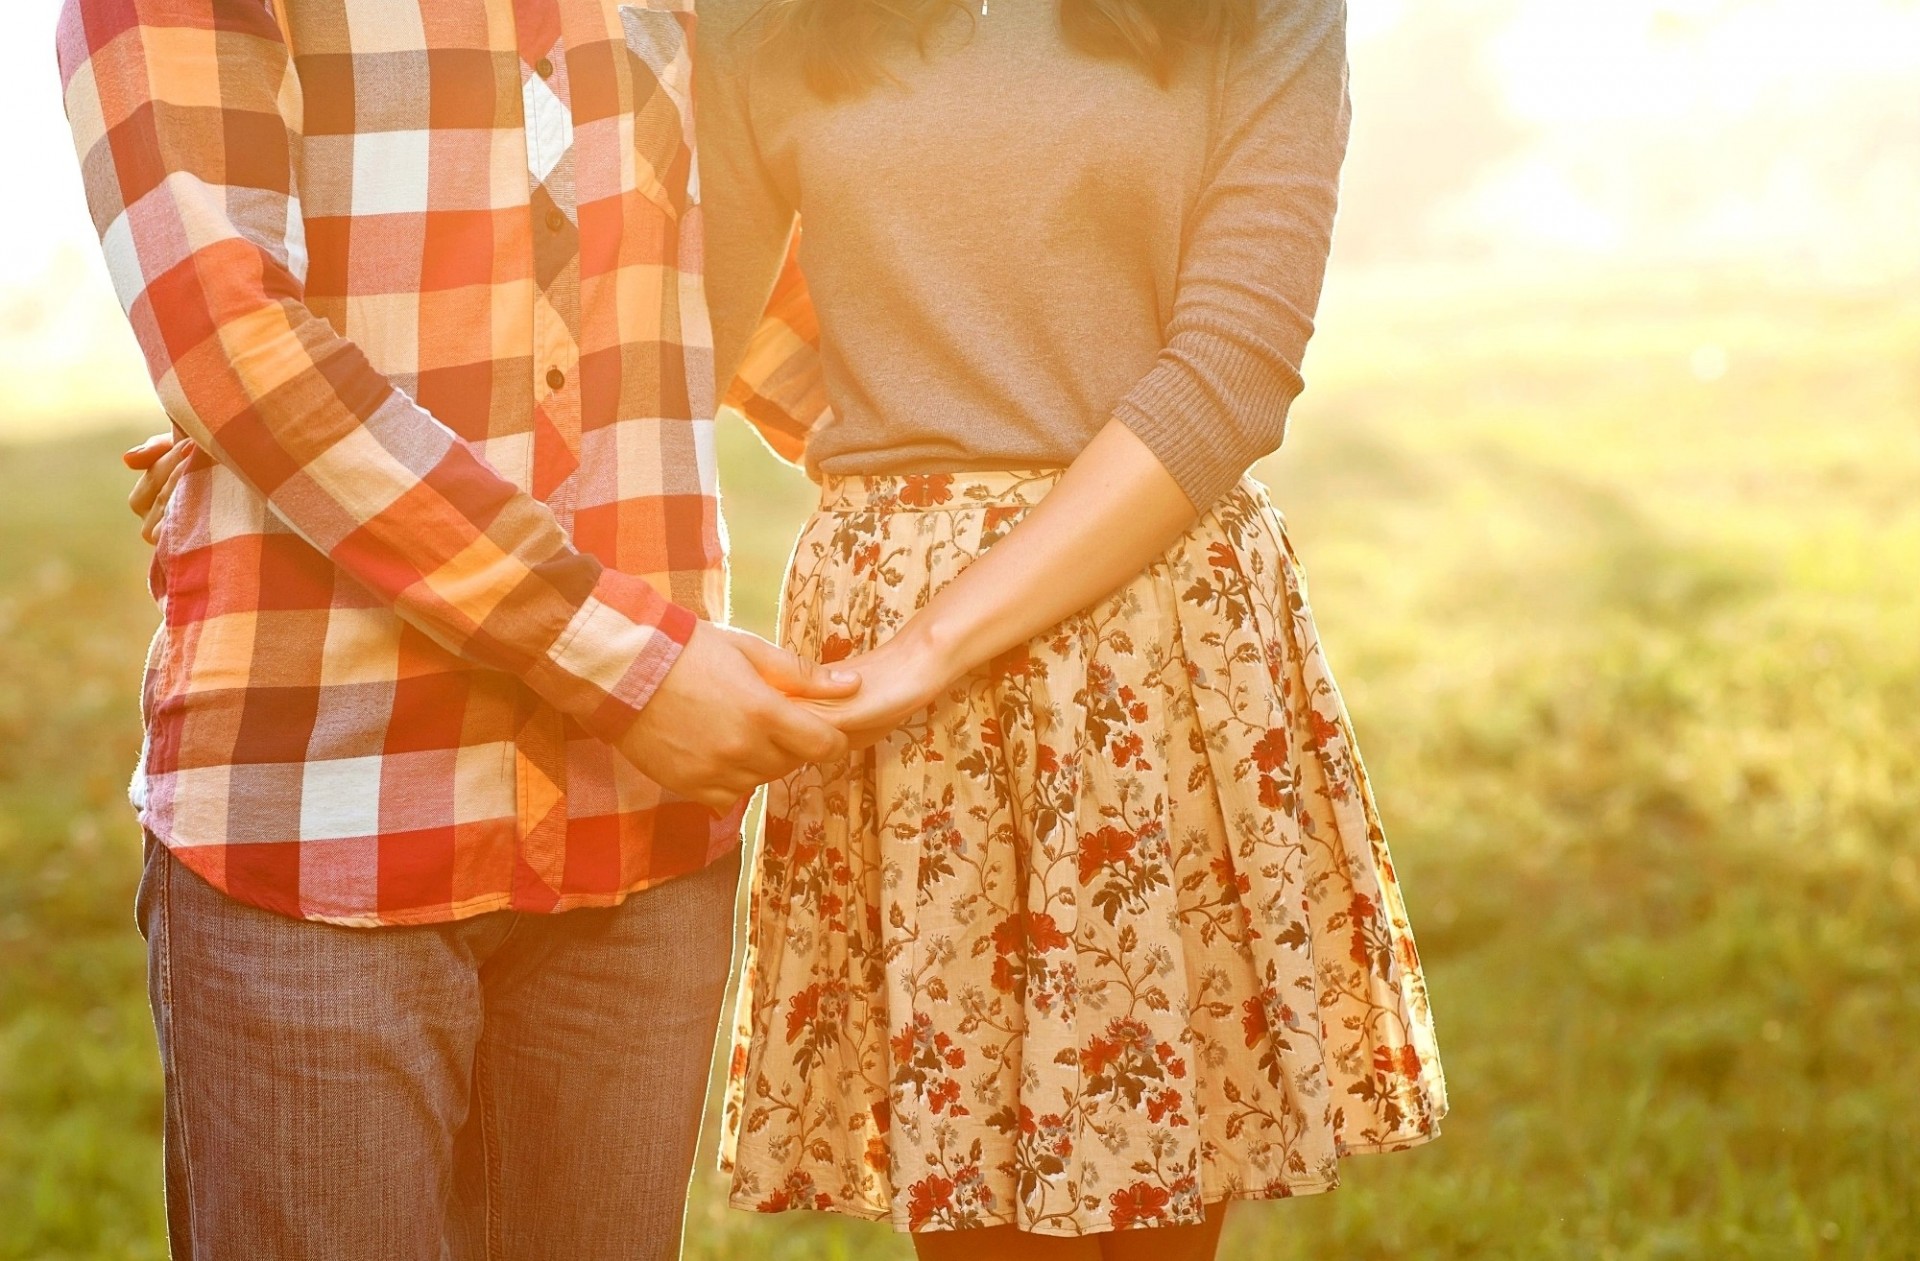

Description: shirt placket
[512,0,584,905]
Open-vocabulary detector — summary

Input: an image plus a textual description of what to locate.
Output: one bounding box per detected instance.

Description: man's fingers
[733,633,860,699]
[761,696,851,765]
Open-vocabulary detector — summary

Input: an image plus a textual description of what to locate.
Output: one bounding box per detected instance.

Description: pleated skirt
[720,470,1446,1236]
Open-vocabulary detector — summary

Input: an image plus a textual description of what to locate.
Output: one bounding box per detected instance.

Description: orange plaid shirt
[58,0,825,925]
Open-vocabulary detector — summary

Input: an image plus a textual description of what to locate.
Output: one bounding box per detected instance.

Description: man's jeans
[135,835,739,1261]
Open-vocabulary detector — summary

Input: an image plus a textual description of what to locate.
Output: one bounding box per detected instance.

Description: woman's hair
[761,0,1257,98]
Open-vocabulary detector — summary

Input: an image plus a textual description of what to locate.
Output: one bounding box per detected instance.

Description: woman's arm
[798,421,1196,744]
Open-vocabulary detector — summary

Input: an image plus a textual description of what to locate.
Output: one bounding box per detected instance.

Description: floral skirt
[720,470,1446,1236]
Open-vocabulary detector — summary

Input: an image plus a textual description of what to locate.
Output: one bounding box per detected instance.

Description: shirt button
[546,367,566,391]
[546,209,566,232]
[535,57,554,79]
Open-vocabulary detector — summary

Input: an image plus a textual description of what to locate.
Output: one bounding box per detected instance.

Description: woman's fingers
[129,438,194,520]
[733,632,861,699]
[122,432,175,470]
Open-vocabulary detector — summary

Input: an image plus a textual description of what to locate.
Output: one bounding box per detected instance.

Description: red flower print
[1081,1036,1123,1076]
[890,1021,919,1066]
[1211,852,1252,897]
[1109,1181,1172,1229]
[991,954,1020,994]
[785,983,824,1045]
[929,1077,964,1115]
[1036,744,1060,775]
[762,814,793,858]
[991,915,1024,956]
[819,634,857,663]
[898,474,954,507]
[1308,709,1343,747]
[1373,1044,1424,1080]
[852,542,881,574]
[1207,541,1238,573]
[1111,732,1145,768]
[988,648,1032,681]
[1258,774,1285,809]
[1252,727,1289,772]
[1145,1087,1187,1125]
[908,1174,956,1229]
[1078,825,1137,884]
[984,503,1024,530]
[1241,993,1271,1048]
[1027,913,1070,953]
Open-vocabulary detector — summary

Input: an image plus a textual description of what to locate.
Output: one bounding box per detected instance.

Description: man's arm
[60,0,849,802]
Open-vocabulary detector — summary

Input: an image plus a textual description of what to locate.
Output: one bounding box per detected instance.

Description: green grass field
[3,274,1917,1259]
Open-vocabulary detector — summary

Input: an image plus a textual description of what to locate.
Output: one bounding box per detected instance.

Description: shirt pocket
[618,1,698,215]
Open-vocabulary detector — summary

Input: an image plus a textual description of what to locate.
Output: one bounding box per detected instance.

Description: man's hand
[616,622,860,812]
[123,432,195,543]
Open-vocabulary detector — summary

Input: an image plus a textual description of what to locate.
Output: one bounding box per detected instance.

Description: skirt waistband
[815,470,1065,514]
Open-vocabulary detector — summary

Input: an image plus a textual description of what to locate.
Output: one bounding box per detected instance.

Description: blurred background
[3,0,1918,1257]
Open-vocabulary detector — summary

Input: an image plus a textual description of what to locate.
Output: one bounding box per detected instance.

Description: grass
[3,271,1918,1259]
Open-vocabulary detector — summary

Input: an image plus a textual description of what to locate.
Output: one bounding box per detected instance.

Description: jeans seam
[158,851,202,1256]
[477,1039,506,1261]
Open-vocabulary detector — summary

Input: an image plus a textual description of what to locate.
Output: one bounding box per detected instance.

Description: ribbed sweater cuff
[1113,335,1303,511]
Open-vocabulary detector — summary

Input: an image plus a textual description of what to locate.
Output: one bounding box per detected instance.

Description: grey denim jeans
[136,835,740,1261]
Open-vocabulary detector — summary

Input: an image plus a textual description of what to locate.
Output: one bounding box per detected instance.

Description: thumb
[732,633,860,699]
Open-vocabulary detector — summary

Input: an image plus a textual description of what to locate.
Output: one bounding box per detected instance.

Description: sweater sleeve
[1111,0,1352,510]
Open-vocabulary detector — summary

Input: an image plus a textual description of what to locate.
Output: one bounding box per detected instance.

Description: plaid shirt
[58,0,825,926]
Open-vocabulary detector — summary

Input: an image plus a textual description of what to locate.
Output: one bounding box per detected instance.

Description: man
[57,0,832,1255]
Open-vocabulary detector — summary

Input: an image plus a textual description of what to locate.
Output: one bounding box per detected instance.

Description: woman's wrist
[896,601,985,687]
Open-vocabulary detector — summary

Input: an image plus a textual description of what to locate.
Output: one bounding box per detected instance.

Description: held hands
[792,622,959,752]
[617,622,861,812]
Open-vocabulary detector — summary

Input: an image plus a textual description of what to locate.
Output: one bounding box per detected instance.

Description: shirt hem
[139,808,744,929]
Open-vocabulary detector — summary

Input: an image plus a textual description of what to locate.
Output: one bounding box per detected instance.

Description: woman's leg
[1098,1204,1230,1261]
[907,1204,1226,1261]
[912,1228,1101,1261]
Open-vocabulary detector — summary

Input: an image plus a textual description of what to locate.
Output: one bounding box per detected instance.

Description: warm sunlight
[4,0,1916,435]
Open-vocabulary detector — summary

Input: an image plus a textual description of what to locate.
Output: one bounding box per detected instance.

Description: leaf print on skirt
[720,470,1447,1237]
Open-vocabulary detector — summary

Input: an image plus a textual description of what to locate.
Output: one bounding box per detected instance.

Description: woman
[701,1,1446,1257]
[126,0,1446,1254]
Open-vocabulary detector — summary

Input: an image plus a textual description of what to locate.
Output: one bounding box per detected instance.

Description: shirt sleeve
[56,0,691,743]
[721,235,831,466]
[696,6,829,466]
[1110,0,1353,510]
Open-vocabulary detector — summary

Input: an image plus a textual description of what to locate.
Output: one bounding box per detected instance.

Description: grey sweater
[699,0,1351,509]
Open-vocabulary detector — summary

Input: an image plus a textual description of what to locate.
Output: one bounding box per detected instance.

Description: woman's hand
[798,623,962,750]
[123,431,195,544]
